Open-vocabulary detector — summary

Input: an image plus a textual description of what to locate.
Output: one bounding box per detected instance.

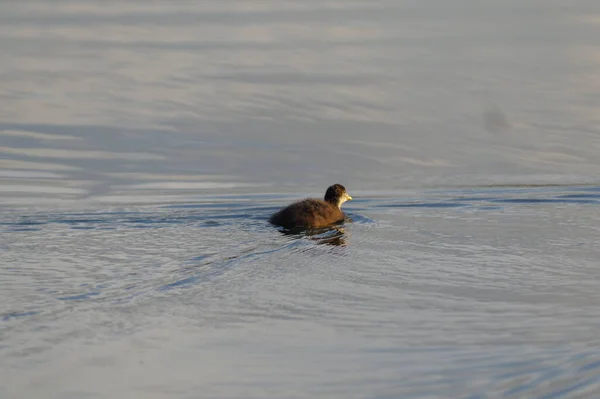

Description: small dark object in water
[269,184,353,229]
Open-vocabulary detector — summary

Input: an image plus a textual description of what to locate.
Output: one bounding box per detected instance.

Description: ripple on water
[1,185,600,397]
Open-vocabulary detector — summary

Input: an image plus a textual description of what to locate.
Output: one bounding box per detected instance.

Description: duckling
[269,184,353,229]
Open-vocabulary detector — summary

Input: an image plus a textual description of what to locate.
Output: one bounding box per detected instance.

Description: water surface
[2,1,600,398]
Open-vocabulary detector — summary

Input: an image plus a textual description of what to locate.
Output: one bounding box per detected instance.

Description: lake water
[1,1,600,398]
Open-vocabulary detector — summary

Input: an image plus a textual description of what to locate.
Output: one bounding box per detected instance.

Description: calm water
[2,1,600,398]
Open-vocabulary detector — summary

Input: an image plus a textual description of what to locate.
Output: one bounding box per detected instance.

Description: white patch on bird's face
[337,192,353,208]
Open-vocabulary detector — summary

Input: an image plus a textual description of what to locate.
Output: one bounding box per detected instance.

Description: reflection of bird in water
[313,226,347,246]
[281,225,348,247]
[269,184,353,229]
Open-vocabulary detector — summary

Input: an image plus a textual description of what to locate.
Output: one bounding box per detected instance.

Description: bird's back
[269,198,344,229]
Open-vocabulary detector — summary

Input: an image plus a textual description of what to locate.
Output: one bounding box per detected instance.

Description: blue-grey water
[2,1,600,398]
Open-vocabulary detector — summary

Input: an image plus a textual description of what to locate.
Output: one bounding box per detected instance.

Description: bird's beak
[346,193,353,201]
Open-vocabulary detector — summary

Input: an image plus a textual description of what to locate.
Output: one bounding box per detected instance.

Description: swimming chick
[269,184,353,229]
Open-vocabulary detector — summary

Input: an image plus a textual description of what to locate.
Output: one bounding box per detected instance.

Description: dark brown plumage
[269,184,353,229]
